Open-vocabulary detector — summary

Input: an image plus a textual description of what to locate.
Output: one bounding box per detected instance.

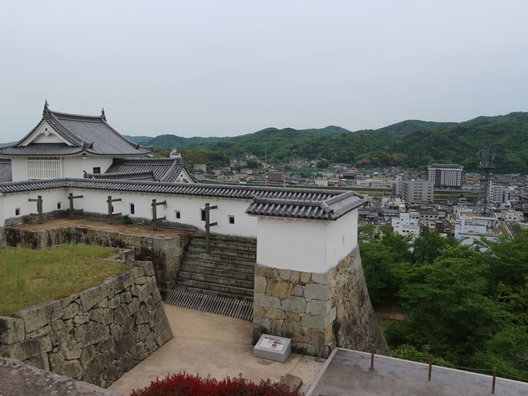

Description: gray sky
[1,1,527,142]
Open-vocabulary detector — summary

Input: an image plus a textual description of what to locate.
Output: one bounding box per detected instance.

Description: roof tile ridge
[47,112,85,146]
[160,159,183,182]
[50,110,103,122]
[253,196,323,207]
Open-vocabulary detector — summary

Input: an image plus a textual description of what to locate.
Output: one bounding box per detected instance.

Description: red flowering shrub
[130,372,301,396]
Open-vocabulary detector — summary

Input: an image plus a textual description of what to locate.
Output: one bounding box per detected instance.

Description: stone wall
[253,246,389,358]
[0,357,117,396]
[0,260,173,388]
[5,224,184,298]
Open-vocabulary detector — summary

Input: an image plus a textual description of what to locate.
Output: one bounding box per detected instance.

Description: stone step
[178,270,254,289]
[184,251,256,267]
[190,233,257,246]
[182,258,255,274]
[189,238,257,253]
[175,278,254,299]
[179,264,254,282]
[186,245,256,260]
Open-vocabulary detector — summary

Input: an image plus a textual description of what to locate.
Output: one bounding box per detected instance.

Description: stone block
[61,360,83,380]
[291,285,304,297]
[266,279,291,299]
[79,284,109,311]
[265,308,288,319]
[278,269,291,280]
[254,334,291,362]
[62,302,80,320]
[300,272,311,284]
[301,314,331,330]
[281,297,307,313]
[0,316,25,344]
[0,338,44,361]
[254,275,266,294]
[311,273,328,285]
[59,335,83,360]
[254,293,281,309]
[304,283,330,301]
[307,300,331,316]
[14,300,62,333]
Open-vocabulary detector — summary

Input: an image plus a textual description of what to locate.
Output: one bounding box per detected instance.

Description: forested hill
[127,112,528,173]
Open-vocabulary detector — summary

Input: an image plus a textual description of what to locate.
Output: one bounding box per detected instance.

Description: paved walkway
[110,304,323,395]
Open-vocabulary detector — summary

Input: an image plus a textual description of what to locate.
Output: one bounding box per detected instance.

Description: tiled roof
[0,159,12,183]
[246,191,366,220]
[0,104,151,157]
[102,158,181,181]
[0,178,365,220]
[0,144,83,156]
[89,171,156,181]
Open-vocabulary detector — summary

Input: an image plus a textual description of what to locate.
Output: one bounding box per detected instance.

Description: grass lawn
[0,245,126,315]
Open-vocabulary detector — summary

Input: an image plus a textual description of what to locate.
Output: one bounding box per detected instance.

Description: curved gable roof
[0,103,151,157]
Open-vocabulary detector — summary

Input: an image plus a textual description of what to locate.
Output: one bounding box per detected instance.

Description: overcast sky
[1,1,527,142]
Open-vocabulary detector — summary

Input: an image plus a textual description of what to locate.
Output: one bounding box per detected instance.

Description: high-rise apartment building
[427,164,463,188]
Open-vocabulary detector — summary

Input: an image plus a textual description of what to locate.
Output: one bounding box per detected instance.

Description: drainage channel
[165,288,253,321]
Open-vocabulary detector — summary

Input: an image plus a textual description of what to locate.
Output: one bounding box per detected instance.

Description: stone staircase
[174,233,256,301]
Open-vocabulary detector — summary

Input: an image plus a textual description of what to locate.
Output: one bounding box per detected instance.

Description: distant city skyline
[1,1,527,141]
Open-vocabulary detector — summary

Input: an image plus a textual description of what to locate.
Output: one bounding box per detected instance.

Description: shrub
[122,215,133,224]
[130,372,300,396]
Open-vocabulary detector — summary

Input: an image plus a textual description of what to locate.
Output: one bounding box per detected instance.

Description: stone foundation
[253,246,389,357]
[0,260,173,388]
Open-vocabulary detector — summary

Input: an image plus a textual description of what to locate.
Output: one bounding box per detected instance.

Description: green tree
[386,248,507,364]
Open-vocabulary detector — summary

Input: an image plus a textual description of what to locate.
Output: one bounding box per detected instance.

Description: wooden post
[107,195,122,217]
[204,203,218,254]
[151,199,167,230]
[492,367,496,394]
[68,193,83,218]
[370,349,375,370]
[28,195,43,224]
[428,355,432,381]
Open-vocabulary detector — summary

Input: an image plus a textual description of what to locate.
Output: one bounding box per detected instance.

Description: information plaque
[254,334,291,362]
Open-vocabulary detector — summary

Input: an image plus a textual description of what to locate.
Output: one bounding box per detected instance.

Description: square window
[175,210,181,219]
[130,203,135,215]
[93,167,101,174]
[229,215,235,224]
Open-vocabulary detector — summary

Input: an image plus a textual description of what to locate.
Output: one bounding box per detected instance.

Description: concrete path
[110,304,323,395]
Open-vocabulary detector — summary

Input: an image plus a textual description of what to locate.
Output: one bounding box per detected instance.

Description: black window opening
[175,210,181,219]
[15,208,20,216]
[130,203,135,215]
[93,167,101,174]
[229,215,235,224]
[57,202,61,210]
[201,209,206,221]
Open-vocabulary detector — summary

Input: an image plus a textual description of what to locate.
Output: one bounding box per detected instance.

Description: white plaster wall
[63,157,113,178]
[64,188,257,237]
[1,190,67,222]
[256,218,327,273]
[11,158,27,182]
[325,209,357,266]
[256,210,358,273]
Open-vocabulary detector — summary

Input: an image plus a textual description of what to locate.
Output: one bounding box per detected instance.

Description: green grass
[0,245,126,315]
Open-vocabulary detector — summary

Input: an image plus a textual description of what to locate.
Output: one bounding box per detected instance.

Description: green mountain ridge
[6,113,526,173]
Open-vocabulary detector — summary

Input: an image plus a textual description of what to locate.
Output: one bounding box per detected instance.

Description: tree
[386,248,507,364]
[360,227,411,306]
